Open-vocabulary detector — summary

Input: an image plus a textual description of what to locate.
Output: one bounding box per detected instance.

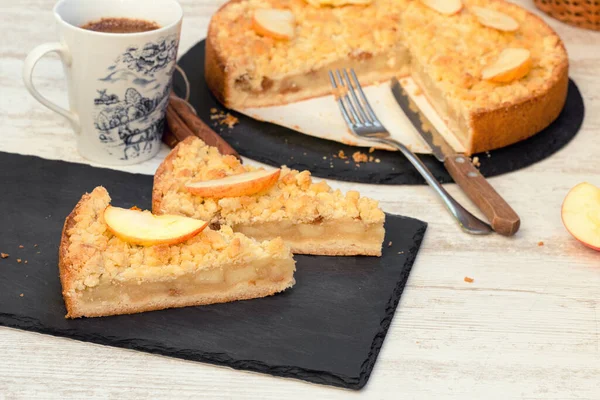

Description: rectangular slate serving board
[0,151,427,390]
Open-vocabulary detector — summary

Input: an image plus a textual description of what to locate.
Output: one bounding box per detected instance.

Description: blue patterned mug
[23,0,183,165]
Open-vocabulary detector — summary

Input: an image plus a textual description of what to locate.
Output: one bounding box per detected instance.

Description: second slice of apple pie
[153,137,386,256]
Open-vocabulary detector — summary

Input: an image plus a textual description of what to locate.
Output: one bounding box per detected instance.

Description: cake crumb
[355,163,361,168]
[368,156,374,162]
[19,293,23,297]
[221,113,239,128]
[538,241,544,246]
[413,86,423,96]
[16,259,22,263]
[209,109,238,128]
[24,260,28,264]
[338,150,347,159]
[1,253,8,259]
[486,151,491,158]
[34,244,38,247]
[388,241,393,247]
[352,151,368,163]
[375,158,381,163]
[18,245,24,249]
[368,147,375,153]
[464,277,474,283]
[472,156,480,168]
[322,156,327,160]
[397,251,404,255]
[344,160,350,164]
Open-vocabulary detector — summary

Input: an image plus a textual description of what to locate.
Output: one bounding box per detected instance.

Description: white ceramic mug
[23,0,183,165]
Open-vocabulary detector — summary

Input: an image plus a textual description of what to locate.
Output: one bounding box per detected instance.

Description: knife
[391,78,520,236]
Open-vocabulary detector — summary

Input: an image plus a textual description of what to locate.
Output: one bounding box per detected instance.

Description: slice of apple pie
[153,137,386,256]
[59,186,296,318]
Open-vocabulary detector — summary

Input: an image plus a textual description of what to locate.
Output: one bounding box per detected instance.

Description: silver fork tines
[328,69,385,136]
[328,68,493,235]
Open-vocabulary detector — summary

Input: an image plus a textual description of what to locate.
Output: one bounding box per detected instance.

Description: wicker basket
[534,0,600,31]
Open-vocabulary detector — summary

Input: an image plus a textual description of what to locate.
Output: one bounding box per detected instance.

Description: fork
[329,69,492,235]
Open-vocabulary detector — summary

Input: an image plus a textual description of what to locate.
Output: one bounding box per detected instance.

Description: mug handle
[23,42,81,133]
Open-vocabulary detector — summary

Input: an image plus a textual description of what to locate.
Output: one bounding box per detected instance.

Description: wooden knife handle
[444,155,520,236]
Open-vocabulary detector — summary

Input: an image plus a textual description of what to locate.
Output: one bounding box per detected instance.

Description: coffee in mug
[81,17,161,34]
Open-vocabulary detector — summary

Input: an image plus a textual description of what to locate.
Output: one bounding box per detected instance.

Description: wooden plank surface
[1,0,599,398]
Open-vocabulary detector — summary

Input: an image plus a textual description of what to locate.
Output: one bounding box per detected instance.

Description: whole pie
[152,137,386,256]
[205,0,569,154]
[59,186,296,318]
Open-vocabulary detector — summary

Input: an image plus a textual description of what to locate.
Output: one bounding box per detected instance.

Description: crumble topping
[65,187,291,291]
[211,0,408,86]
[352,151,368,163]
[212,0,566,111]
[156,137,385,225]
[402,0,566,111]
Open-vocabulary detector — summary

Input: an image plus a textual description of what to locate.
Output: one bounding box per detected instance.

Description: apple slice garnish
[185,169,281,199]
[104,206,208,246]
[472,6,519,32]
[420,0,463,15]
[252,9,295,40]
[482,48,531,83]
[561,182,600,251]
[305,0,373,6]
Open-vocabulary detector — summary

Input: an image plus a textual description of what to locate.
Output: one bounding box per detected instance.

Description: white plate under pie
[235,77,466,155]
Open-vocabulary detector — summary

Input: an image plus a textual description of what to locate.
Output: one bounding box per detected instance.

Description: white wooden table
[1,1,599,398]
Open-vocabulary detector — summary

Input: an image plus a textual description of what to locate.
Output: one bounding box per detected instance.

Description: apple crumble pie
[205,0,568,154]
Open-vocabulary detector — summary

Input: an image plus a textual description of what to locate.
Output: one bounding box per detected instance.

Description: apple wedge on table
[562,182,600,251]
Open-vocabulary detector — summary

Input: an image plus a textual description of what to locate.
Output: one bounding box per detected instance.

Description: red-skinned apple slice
[185,169,281,199]
[561,182,600,251]
[420,0,463,15]
[252,9,295,40]
[472,6,519,32]
[482,48,531,83]
[104,206,208,246]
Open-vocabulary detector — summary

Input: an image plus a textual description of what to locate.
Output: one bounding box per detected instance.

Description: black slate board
[0,151,427,390]
[175,40,584,185]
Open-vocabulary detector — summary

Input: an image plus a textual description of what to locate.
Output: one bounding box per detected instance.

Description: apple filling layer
[233,219,385,256]
[75,260,295,315]
[410,61,471,145]
[231,46,410,107]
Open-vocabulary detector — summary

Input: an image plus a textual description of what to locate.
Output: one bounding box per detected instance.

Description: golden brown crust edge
[152,136,196,215]
[468,57,569,155]
[204,1,241,109]
[465,6,569,156]
[58,191,94,318]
